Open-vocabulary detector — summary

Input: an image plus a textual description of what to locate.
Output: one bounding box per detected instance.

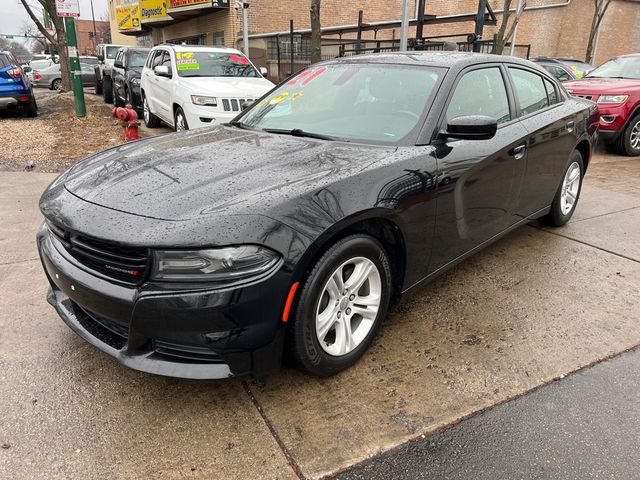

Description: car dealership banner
[167,0,229,13]
[140,0,173,23]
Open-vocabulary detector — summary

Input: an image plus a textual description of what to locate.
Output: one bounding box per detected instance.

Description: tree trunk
[310,0,321,64]
[19,0,72,91]
[492,0,513,54]
[585,0,611,64]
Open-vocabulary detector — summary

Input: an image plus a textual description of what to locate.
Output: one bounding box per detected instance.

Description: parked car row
[94,43,275,131]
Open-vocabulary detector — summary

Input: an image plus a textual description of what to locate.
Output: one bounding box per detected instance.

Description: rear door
[506,66,577,217]
[154,50,174,123]
[430,64,529,271]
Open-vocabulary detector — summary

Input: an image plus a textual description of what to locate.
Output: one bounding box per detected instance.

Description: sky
[0,0,109,36]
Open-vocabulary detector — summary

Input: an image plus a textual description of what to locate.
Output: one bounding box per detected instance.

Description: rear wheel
[24,94,37,118]
[94,75,102,95]
[287,234,392,377]
[174,107,188,132]
[51,78,61,91]
[142,95,160,128]
[541,150,584,227]
[611,114,640,156]
[103,75,113,104]
[113,81,124,107]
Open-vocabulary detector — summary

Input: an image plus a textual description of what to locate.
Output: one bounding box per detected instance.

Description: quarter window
[446,67,511,125]
[543,78,559,105]
[509,68,550,116]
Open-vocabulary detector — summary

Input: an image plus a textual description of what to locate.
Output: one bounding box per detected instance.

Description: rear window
[106,46,120,59]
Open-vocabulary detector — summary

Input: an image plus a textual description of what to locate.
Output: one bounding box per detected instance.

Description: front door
[429,65,528,272]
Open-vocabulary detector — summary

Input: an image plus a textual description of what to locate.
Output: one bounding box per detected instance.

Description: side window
[543,78,559,105]
[145,50,156,68]
[509,68,550,116]
[160,51,172,68]
[151,50,163,69]
[0,55,9,68]
[446,67,511,125]
[547,65,571,82]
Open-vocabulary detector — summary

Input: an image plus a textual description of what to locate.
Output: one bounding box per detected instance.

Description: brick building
[75,19,112,55]
[108,0,640,79]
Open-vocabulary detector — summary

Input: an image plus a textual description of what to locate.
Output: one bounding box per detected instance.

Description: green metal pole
[63,16,86,118]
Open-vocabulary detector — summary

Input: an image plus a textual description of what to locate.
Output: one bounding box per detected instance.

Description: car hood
[563,77,640,94]
[176,76,274,97]
[63,126,397,222]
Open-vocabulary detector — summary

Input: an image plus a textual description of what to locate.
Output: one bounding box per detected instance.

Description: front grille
[221,98,253,112]
[71,302,128,350]
[48,221,149,284]
[154,340,224,364]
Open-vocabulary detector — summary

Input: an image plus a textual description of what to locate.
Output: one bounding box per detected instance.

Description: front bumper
[37,224,290,379]
[182,104,238,130]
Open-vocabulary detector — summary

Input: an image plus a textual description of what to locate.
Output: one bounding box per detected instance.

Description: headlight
[191,95,218,106]
[152,246,280,282]
[597,95,628,105]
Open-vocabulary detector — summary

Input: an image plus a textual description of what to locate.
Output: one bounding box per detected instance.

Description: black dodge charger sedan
[37,52,599,380]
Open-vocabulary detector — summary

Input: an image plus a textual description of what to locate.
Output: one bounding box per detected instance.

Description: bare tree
[310,0,321,64]
[19,0,71,91]
[585,0,612,64]
[492,0,527,55]
[21,21,47,55]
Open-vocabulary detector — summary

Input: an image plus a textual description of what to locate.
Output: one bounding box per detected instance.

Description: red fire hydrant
[112,107,140,141]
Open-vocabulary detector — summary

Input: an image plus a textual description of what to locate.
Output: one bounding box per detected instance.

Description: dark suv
[0,51,37,117]
[111,47,150,112]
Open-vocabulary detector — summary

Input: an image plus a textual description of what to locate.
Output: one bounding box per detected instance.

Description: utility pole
[90,0,97,54]
[241,2,250,57]
[63,16,86,117]
[399,0,410,51]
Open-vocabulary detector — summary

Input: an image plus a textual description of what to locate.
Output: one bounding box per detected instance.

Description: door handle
[512,144,526,160]
[566,121,575,133]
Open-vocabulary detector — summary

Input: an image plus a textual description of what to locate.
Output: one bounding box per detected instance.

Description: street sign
[55,0,80,17]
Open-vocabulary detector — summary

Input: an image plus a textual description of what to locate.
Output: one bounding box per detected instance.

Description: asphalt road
[1,148,639,479]
[337,346,640,479]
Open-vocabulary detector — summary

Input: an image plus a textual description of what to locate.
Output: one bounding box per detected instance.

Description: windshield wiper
[262,128,343,141]
[228,120,261,131]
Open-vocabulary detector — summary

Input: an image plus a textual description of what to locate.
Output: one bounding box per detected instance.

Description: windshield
[587,56,640,79]
[239,64,442,144]
[176,51,259,78]
[129,50,149,68]
[106,47,120,60]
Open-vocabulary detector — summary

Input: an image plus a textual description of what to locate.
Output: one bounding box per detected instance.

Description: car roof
[324,51,535,69]
[157,44,242,54]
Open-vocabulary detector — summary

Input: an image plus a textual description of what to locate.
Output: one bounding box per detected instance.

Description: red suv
[563,53,640,156]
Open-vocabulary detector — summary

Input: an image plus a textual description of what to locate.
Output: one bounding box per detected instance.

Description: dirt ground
[0,88,169,173]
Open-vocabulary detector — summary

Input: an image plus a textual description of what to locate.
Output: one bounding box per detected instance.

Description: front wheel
[287,234,392,377]
[102,75,113,104]
[94,76,102,95]
[611,115,640,156]
[113,81,124,107]
[174,107,188,132]
[541,150,584,227]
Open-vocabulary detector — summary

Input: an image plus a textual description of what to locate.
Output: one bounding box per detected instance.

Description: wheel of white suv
[174,107,189,132]
[143,95,160,128]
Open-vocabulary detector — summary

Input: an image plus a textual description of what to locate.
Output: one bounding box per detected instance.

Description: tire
[174,107,189,132]
[125,87,132,108]
[142,94,160,128]
[541,150,584,227]
[51,78,61,91]
[103,75,113,104]
[611,114,640,156]
[94,76,102,95]
[113,81,124,107]
[24,94,37,118]
[287,234,392,377]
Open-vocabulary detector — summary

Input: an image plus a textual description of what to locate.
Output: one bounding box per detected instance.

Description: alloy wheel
[315,257,382,356]
[143,98,150,124]
[52,79,61,91]
[560,161,581,215]
[176,111,187,131]
[631,120,640,151]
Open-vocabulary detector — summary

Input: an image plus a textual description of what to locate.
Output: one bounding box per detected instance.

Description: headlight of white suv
[597,95,629,105]
[191,95,218,106]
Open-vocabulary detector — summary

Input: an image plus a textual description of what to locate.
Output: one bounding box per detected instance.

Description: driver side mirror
[154,65,171,78]
[442,115,497,141]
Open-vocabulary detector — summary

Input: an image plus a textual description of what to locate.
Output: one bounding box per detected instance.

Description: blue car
[0,50,37,117]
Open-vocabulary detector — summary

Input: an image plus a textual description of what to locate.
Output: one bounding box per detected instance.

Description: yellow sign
[169,0,210,8]
[116,4,141,31]
[140,0,171,22]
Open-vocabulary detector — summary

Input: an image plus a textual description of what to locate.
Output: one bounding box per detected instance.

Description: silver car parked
[33,63,95,90]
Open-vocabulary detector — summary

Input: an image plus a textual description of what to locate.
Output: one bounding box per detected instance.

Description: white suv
[140,45,274,131]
